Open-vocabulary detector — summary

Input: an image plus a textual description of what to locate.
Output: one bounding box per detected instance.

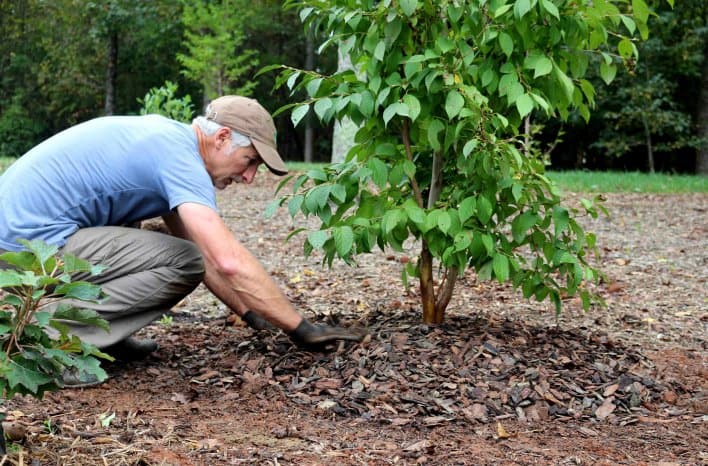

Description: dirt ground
[2,172,706,465]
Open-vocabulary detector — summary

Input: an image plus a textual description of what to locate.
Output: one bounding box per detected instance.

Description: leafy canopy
[266,0,661,321]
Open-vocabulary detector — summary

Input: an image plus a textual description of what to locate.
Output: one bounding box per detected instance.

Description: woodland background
[0,0,706,174]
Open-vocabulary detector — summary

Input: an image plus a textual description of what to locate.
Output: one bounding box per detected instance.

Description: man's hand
[288,319,367,350]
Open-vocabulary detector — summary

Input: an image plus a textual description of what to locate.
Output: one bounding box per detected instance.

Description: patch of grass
[285,162,327,173]
[547,170,707,193]
[0,157,16,173]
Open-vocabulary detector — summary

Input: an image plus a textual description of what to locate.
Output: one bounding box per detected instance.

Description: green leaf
[0,269,23,288]
[62,254,100,275]
[368,158,389,189]
[511,211,539,243]
[403,199,426,224]
[458,197,477,224]
[330,184,347,203]
[515,93,534,118]
[617,38,635,59]
[493,254,510,283]
[437,211,452,234]
[463,139,479,158]
[0,251,37,271]
[481,234,495,255]
[533,57,553,78]
[374,41,386,61]
[552,206,570,237]
[5,360,53,394]
[631,0,649,23]
[18,239,58,268]
[498,32,514,57]
[513,0,531,19]
[400,0,418,16]
[540,0,560,19]
[291,104,310,127]
[427,119,445,151]
[263,199,281,219]
[307,230,328,249]
[599,62,617,85]
[288,195,304,217]
[52,305,110,332]
[313,98,333,121]
[445,90,465,119]
[333,226,354,257]
[552,64,574,101]
[403,95,421,121]
[477,196,493,225]
[54,282,103,301]
[382,210,403,235]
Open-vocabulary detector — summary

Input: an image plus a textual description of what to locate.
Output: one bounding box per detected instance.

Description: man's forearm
[201,257,302,332]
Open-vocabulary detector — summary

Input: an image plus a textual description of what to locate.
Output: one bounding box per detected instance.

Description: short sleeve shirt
[0,115,216,251]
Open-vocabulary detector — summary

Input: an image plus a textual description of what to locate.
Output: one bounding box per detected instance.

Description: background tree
[178,0,258,105]
[550,0,706,172]
[270,0,660,323]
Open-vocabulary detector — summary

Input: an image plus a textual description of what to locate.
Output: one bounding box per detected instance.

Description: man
[0,96,364,385]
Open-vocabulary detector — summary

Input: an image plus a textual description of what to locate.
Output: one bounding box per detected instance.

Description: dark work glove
[288,318,367,350]
[241,310,276,332]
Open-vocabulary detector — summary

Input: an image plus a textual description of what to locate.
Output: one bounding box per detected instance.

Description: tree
[268,0,661,323]
[587,0,706,173]
[178,0,259,105]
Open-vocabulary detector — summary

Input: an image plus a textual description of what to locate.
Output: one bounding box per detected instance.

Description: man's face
[210,140,262,190]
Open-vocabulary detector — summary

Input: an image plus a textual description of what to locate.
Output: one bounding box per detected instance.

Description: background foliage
[0,0,705,172]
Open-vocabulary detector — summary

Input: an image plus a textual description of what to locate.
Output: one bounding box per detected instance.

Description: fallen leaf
[316,400,338,411]
[603,384,619,397]
[496,422,511,439]
[403,439,430,452]
[595,396,616,420]
[197,438,223,450]
[170,393,188,404]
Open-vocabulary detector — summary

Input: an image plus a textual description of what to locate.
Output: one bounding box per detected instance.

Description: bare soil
[2,173,706,465]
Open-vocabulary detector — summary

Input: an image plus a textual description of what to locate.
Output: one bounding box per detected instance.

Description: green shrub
[0,95,45,157]
[0,240,112,452]
[138,81,195,123]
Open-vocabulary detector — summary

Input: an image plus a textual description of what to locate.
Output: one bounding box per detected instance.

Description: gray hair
[192,116,251,149]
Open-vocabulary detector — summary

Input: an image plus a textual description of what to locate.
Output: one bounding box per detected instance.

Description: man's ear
[216,127,231,149]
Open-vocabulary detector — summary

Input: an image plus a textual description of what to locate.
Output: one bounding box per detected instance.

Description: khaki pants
[2,227,204,347]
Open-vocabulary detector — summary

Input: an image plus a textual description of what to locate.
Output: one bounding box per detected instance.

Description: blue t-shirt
[0,115,216,251]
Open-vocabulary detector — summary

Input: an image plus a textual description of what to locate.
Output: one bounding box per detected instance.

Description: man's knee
[176,240,205,287]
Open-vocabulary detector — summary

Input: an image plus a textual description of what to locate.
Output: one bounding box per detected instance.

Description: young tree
[268,0,663,323]
[178,0,258,105]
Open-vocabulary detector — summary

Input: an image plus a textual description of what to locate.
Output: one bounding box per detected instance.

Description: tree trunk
[420,151,447,324]
[104,31,118,116]
[641,114,655,173]
[420,242,437,323]
[304,25,315,163]
[331,46,358,163]
[696,54,708,175]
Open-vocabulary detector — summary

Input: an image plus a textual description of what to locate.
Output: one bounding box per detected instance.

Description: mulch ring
[1,307,702,465]
[163,306,699,428]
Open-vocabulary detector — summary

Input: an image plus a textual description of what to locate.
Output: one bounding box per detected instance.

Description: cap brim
[252,139,288,176]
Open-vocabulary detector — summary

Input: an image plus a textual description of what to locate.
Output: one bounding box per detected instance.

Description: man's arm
[168,202,302,331]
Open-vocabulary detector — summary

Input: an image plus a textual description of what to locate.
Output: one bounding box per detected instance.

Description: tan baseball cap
[205,95,288,175]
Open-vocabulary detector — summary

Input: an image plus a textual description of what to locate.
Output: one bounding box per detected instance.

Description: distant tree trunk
[641,114,655,173]
[331,47,359,163]
[104,31,118,116]
[303,25,315,163]
[697,56,708,175]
